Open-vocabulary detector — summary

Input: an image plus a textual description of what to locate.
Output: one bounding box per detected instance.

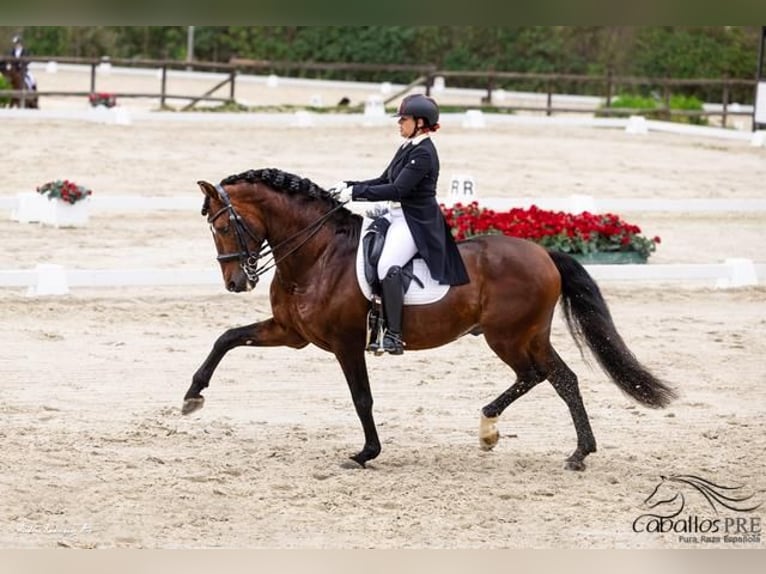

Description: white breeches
[377,207,418,279]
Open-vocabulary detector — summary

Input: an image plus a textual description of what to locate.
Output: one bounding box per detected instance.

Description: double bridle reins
[207,183,346,283]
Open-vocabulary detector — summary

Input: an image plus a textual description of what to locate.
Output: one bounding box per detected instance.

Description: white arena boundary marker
[291,110,314,127]
[362,95,388,126]
[715,258,759,288]
[625,115,649,135]
[462,109,486,128]
[364,95,385,117]
[10,192,49,223]
[26,264,70,296]
[1,262,763,295]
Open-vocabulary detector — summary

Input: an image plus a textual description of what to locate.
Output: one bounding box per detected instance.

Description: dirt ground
[0,70,764,549]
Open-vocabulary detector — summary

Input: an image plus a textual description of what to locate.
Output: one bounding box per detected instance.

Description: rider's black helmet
[395,94,440,129]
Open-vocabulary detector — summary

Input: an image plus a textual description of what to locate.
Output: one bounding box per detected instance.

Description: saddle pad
[356,217,450,305]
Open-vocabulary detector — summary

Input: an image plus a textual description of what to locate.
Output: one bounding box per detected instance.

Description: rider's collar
[402,133,430,148]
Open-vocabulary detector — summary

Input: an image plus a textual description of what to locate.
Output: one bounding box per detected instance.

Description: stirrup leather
[365,297,385,354]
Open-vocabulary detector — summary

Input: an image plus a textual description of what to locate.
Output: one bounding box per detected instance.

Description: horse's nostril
[227,282,236,292]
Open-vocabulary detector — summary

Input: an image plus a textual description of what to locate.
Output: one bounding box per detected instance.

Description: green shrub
[599,92,707,125]
[597,94,657,118]
[668,94,707,125]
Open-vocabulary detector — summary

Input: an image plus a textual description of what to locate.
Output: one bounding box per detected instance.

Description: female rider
[333,94,469,355]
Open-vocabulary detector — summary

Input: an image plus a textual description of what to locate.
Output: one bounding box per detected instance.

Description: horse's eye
[210,224,230,235]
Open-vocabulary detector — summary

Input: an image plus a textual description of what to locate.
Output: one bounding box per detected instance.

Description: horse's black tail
[547,250,677,408]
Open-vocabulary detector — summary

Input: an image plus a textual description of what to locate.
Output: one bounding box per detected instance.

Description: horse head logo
[644,474,761,517]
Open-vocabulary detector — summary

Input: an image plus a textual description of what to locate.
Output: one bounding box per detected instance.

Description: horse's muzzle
[226,272,257,293]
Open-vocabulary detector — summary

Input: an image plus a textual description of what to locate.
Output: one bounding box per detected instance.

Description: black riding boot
[380,266,405,355]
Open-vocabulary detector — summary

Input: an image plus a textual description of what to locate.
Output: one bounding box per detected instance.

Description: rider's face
[398,115,415,138]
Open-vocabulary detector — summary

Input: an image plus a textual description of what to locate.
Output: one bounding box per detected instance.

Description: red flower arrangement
[36,180,93,205]
[441,202,660,259]
[88,92,116,108]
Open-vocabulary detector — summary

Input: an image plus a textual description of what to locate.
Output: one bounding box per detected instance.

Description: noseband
[206,183,345,284]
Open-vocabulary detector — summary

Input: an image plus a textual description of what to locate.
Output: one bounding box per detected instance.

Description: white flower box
[10,192,50,223]
[41,198,90,228]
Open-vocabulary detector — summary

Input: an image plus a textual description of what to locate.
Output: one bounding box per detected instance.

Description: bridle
[206,183,346,284]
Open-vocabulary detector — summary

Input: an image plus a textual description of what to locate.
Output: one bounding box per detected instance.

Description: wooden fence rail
[0,56,758,127]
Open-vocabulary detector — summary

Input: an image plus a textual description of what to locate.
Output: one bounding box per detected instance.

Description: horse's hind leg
[479,335,547,451]
[479,333,596,470]
[547,349,597,471]
[480,373,543,451]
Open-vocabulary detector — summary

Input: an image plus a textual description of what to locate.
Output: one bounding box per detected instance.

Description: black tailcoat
[350,137,469,286]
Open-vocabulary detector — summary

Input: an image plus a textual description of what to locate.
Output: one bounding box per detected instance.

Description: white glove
[338,184,353,203]
[329,180,353,203]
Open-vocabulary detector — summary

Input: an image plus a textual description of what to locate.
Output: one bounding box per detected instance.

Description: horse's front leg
[335,349,380,467]
[182,318,306,415]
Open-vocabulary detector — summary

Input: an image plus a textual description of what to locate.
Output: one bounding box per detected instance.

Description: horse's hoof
[564,458,586,471]
[181,396,205,415]
[478,414,500,451]
[347,455,367,469]
[479,430,499,451]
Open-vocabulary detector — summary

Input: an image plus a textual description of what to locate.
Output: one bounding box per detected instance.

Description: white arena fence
[1,192,764,293]
[1,193,764,294]
[1,259,763,297]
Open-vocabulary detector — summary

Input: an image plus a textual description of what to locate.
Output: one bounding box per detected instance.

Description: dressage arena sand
[1,74,765,549]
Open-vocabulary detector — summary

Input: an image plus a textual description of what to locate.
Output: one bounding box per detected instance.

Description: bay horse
[183,168,676,470]
[0,62,38,109]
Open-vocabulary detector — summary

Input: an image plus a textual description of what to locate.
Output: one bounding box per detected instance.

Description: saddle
[360,215,429,351]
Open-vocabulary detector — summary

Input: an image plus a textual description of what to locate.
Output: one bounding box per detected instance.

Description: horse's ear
[197,180,218,200]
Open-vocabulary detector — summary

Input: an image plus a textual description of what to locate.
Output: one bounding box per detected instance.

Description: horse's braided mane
[212,168,361,241]
[221,168,331,201]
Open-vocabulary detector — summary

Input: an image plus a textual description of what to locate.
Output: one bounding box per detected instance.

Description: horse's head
[200,168,361,293]
[198,180,266,293]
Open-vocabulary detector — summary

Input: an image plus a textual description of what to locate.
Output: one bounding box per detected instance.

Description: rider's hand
[329,181,353,203]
